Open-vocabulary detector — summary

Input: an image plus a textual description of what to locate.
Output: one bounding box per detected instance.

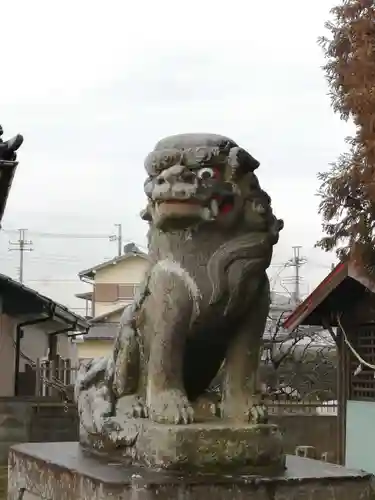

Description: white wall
[19,324,78,368]
[346,400,375,474]
[77,339,114,360]
[57,334,78,364]
[19,324,49,371]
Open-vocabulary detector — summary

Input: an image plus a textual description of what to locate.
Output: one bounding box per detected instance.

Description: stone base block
[8,442,375,500]
[81,420,285,474]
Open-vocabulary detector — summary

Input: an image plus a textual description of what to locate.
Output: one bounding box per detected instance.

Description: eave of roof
[79,251,149,280]
[84,323,118,341]
[75,291,93,300]
[0,273,89,332]
[89,304,126,324]
[282,261,375,332]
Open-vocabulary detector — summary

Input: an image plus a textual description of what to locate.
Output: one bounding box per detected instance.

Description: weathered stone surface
[81,420,285,473]
[75,132,285,473]
[8,443,375,500]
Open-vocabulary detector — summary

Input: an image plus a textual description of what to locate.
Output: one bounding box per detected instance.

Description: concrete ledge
[7,442,375,500]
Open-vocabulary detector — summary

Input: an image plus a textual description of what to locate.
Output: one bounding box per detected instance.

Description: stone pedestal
[8,442,375,500]
[81,420,285,474]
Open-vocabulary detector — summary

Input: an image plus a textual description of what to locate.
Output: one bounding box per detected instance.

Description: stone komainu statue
[75,133,283,447]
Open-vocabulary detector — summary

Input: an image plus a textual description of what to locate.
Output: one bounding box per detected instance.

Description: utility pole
[285,246,307,304]
[109,223,122,257]
[8,228,33,283]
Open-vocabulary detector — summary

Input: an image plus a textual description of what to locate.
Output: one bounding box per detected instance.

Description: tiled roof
[0,272,89,331]
[84,323,118,340]
[89,305,126,324]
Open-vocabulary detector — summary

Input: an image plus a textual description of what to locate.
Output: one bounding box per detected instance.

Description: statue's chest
[172,260,235,330]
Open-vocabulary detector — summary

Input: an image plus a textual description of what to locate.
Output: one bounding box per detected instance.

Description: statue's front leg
[145,275,196,424]
[221,279,270,424]
[111,305,147,419]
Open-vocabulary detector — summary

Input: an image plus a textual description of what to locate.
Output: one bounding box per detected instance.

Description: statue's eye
[197,167,215,180]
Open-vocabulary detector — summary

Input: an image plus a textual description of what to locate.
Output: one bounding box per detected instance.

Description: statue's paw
[248,403,268,425]
[101,416,139,447]
[149,389,194,425]
[116,394,148,419]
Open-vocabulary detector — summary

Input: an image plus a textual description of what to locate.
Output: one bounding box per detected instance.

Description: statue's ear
[0,133,24,161]
[228,147,259,181]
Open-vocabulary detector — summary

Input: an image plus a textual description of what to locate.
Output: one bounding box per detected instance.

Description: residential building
[75,243,150,361]
[0,128,90,396]
[0,273,88,397]
[75,321,118,360]
[77,242,149,318]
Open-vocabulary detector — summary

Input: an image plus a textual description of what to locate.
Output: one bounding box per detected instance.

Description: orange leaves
[317,1,375,273]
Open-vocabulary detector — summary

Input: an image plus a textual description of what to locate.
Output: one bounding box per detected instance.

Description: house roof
[0,273,89,333]
[89,305,126,324]
[78,244,149,280]
[282,261,375,331]
[84,323,118,341]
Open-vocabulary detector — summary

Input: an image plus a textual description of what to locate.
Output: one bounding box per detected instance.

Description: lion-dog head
[141,133,283,239]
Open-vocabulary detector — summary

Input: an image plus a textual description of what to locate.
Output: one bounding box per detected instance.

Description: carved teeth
[210,199,219,217]
[202,207,212,220]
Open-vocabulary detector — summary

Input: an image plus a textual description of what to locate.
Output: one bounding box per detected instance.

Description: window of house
[118,284,138,300]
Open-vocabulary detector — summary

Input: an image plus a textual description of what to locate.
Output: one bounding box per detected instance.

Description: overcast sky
[0,0,352,314]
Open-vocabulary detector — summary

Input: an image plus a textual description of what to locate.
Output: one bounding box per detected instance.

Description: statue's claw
[148,389,195,425]
[248,402,268,425]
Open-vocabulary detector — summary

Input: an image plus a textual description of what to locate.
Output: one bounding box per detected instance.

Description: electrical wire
[2,229,111,239]
[270,263,288,290]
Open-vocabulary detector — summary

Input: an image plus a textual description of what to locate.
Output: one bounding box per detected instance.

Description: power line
[1,227,146,254]
[8,229,33,284]
[3,229,111,239]
[270,263,288,291]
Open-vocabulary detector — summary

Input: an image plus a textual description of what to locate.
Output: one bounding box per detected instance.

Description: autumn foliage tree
[317,0,375,271]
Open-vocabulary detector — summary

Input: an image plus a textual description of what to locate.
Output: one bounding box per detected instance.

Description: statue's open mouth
[152,196,236,230]
[161,200,200,206]
[150,179,237,230]
[156,195,234,217]
[155,199,203,222]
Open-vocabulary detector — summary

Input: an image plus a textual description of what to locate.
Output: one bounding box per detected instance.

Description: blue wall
[346,400,375,473]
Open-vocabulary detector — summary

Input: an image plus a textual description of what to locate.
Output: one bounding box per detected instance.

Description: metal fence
[266,399,338,415]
